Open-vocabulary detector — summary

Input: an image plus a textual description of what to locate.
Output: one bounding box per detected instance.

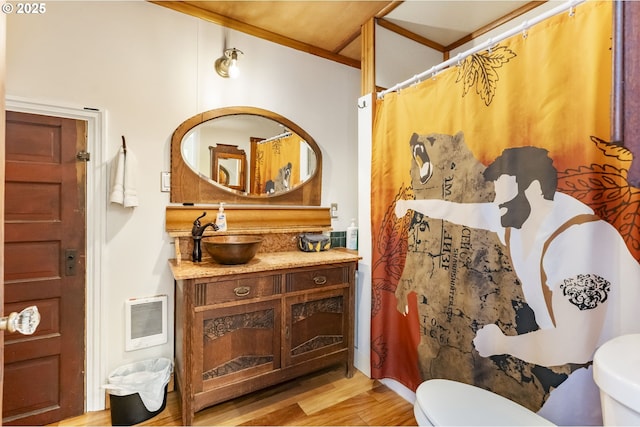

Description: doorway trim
[6,96,107,411]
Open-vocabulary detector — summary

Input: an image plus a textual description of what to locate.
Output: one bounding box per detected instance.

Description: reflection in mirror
[251,132,317,196]
[170,106,322,205]
[209,144,246,192]
[181,114,317,197]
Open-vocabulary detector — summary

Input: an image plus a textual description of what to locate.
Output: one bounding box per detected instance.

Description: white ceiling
[385,1,537,46]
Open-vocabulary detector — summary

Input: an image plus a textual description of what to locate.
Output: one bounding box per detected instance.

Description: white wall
[7,1,360,409]
[376,25,444,90]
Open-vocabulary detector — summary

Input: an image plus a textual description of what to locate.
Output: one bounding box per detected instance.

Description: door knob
[0,306,40,335]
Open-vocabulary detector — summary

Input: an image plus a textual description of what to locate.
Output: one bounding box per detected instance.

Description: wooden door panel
[4,335,61,365]
[5,281,61,302]
[5,116,62,162]
[3,111,86,425]
[3,356,60,421]
[4,182,61,220]
[4,241,61,281]
[4,222,61,240]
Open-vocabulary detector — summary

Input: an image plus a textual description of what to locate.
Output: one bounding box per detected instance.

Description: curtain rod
[259,131,292,144]
[377,0,585,99]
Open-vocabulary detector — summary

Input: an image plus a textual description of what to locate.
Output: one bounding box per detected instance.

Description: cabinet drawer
[286,266,348,292]
[196,275,281,306]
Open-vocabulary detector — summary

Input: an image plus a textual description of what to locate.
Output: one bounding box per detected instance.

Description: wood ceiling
[151,1,546,69]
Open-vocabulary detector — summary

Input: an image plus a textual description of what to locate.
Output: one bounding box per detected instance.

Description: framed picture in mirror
[209,144,246,192]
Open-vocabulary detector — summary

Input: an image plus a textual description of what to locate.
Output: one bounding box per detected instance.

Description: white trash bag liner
[104,358,172,412]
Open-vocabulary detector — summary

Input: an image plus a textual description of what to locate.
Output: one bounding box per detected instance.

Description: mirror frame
[171,106,322,206]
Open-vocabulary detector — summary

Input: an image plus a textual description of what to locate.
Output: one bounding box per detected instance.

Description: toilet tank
[593,334,640,426]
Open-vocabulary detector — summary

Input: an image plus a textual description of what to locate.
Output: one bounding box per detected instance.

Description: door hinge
[76,151,91,162]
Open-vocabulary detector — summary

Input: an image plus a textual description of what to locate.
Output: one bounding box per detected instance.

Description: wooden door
[3,111,86,425]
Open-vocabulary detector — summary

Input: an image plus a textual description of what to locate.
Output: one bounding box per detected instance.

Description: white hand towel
[109,146,125,205]
[123,148,139,207]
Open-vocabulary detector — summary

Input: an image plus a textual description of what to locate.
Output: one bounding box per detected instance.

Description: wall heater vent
[125,295,168,351]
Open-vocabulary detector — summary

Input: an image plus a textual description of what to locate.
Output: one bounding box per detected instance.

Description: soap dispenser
[216,203,228,232]
[346,218,358,250]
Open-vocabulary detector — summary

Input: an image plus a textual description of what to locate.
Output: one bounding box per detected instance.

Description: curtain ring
[569,6,575,16]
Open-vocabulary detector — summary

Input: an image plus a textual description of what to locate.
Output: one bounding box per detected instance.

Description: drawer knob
[234,286,251,297]
[313,276,327,285]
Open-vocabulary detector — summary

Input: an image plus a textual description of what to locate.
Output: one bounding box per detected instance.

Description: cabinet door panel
[285,287,349,366]
[193,299,281,392]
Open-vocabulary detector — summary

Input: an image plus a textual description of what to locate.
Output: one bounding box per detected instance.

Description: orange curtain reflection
[252,134,302,195]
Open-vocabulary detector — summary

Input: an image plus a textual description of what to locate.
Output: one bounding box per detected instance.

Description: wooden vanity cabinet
[174,260,356,426]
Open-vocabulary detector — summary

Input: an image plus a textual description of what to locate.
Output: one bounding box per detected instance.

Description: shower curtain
[370,2,640,425]
[253,134,301,194]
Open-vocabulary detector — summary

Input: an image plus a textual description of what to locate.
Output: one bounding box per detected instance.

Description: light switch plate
[161,172,171,192]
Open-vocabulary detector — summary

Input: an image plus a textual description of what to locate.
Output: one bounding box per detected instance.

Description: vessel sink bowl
[202,235,263,265]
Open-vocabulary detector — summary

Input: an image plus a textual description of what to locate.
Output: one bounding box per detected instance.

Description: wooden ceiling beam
[375,1,404,19]
[361,18,376,97]
[150,1,360,69]
[334,0,400,54]
[377,18,446,52]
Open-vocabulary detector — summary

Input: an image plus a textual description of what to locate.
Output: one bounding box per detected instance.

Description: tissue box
[298,233,331,252]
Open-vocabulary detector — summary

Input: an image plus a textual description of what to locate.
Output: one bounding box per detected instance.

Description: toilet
[593,334,640,425]
[413,379,555,426]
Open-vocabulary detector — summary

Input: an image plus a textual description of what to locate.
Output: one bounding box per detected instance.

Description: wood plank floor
[49,367,417,426]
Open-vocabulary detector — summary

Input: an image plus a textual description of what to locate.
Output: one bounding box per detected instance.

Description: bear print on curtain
[370,2,640,425]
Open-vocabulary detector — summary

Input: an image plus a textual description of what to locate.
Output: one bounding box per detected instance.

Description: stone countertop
[169,249,361,280]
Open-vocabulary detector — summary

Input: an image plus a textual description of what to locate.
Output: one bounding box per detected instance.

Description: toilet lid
[415,379,555,426]
[593,334,640,412]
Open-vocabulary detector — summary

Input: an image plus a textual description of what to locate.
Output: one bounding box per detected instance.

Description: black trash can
[109,384,168,426]
[105,358,172,426]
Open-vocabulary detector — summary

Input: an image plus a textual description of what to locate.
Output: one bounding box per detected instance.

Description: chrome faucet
[191,212,219,262]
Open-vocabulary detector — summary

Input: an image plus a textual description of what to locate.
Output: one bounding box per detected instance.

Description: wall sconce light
[215,48,243,79]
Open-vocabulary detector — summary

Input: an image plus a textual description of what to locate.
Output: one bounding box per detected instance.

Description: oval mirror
[171,107,322,205]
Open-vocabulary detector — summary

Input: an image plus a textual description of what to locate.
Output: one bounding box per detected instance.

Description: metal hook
[486,38,494,53]
[521,20,529,39]
[455,53,463,67]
